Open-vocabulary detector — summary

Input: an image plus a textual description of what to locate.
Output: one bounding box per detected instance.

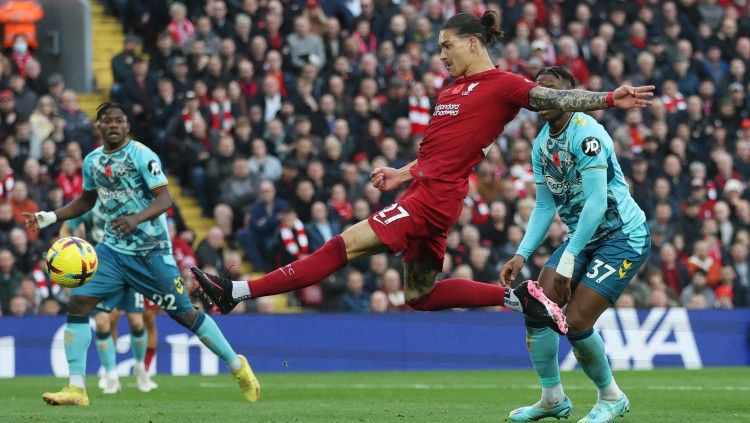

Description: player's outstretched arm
[23,190,98,230]
[370,160,417,192]
[111,185,172,235]
[529,85,654,111]
[499,184,556,286]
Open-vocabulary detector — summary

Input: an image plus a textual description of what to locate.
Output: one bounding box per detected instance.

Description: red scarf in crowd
[408,94,431,136]
[168,20,195,46]
[280,219,309,257]
[0,172,14,200]
[209,100,234,134]
[464,194,489,225]
[56,172,83,200]
[182,108,198,133]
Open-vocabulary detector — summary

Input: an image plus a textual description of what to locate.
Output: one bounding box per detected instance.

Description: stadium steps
[89,1,123,96]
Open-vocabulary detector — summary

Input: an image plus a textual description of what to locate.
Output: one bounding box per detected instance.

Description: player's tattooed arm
[529,86,608,111]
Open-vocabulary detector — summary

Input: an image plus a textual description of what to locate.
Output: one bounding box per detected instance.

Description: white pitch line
[198,382,750,391]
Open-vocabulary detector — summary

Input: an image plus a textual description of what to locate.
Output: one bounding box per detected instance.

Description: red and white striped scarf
[182,109,194,133]
[408,95,431,136]
[464,194,489,225]
[280,219,309,257]
[209,100,234,134]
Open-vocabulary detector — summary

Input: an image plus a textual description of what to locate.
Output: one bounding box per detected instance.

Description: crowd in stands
[2,0,750,317]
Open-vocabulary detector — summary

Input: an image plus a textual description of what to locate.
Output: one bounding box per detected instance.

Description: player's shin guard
[525,319,565,406]
[249,235,348,298]
[406,278,507,310]
[65,315,92,388]
[95,332,116,373]
[191,312,239,367]
[131,328,147,363]
[568,329,622,400]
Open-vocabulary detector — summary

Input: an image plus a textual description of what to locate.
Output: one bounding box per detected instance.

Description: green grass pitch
[5,368,750,422]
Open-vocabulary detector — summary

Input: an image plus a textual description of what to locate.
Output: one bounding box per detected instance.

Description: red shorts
[368,183,463,270]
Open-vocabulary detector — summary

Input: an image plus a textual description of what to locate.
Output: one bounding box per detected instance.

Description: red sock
[144,346,156,370]
[250,235,349,298]
[407,278,507,311]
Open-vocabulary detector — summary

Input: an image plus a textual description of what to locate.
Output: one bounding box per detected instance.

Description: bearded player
[192,13,652,340]
[500,67,650,423]
[26,103,259,406]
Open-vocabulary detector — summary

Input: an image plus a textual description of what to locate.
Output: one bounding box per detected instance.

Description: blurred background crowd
[1,0,750,317]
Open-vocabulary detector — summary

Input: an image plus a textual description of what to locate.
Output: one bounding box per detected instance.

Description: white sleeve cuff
[556,251,575,279]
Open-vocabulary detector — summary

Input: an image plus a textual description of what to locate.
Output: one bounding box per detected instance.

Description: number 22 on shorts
[372,203,410,225]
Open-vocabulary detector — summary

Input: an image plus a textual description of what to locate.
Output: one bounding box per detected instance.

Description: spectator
[272,208,309,266]
[237,180,288,271]
[0,248,24,314]
[306,201,342,252]
[195,226,225,270]
[0,0,44,50]
[339,270,370,312]
[681,269,716,308]
[380,268,406,310]
[38,297,63,315]
[248,137,282,182]
[369,290,389,312]
[58,90,94,153]
[287,15,326,71]
[686,239,722,288]
[9,180,37,240]
[8,294,29,316]
[218,157,261,218]
[167,2,193,47]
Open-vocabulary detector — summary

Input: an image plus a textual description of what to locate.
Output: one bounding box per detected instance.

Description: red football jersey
[410,68,535,199]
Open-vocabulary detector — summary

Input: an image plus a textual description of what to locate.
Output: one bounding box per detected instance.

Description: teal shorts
[94,287,144,314]
[545,223,651,303]
[74,244,193,316]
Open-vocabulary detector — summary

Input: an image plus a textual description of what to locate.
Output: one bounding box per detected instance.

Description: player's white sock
[69,374,85,389]
[541,383,565,408]
[503,289,523,312]
[228,356,242,372]
[598,379,623,401]
[231,281,251,301]
[106,369,117,379]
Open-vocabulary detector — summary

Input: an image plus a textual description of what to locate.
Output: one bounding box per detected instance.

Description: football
[45,236,99,288]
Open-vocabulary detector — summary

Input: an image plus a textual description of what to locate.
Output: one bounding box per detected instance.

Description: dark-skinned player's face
[96,108,130,146]
[535,73,573,123]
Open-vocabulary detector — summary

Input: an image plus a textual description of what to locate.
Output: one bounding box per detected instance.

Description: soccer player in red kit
[192,12,652,333]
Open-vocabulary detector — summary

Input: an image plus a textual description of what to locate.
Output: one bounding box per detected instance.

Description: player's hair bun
[480,11,503,45]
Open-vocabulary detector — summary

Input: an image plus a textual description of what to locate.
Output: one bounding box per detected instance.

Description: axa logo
[561,308,702,371]
[462,82,479,96]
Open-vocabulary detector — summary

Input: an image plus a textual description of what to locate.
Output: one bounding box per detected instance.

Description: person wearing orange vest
[0,0,45,50]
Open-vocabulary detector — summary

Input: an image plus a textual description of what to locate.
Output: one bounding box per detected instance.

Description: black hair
[443,11,503,46]
[96,102,127,121]
[533,66,577,88]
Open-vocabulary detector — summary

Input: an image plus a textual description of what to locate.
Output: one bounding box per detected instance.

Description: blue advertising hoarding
[0,308,748,377]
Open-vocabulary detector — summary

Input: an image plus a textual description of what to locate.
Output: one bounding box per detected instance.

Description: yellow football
[45,237,98,288]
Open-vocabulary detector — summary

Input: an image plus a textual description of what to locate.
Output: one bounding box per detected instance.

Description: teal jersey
[531,112,646,244]
[66,201,107,246]
[82,140,171,256]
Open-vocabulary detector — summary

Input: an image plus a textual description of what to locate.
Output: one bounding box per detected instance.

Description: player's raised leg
[132,253,259,402]
[191,219,381,314]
